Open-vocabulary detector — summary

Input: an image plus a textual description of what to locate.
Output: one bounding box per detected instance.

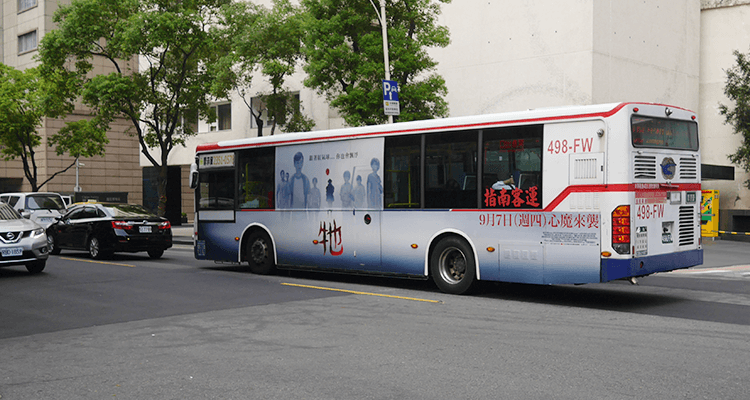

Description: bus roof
[195,102,692,153]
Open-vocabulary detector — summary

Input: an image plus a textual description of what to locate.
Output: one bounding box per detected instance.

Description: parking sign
[382,80,400,116]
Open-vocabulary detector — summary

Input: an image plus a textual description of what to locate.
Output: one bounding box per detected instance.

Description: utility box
[701,190,719,237]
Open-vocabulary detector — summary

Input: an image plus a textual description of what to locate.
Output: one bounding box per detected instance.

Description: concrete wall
[432,0,595,116]
[699,0,750,215]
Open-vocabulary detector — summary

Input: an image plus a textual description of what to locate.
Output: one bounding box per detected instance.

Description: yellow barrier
[714,230,750,236]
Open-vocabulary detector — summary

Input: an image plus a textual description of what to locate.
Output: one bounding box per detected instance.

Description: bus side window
[482,125,543,209]
[384,135,421,208]
[424,130,478,209]
[238,147,275,209]
[198,169,235,210]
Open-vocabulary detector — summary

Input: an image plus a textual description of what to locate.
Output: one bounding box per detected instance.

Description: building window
[210,103,231,131]
[18,0,37,12]
[18,30,37,54]
[249,97,272,129]
[179,110,198,134]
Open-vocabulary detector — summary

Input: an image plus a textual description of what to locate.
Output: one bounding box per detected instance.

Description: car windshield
[25,194,66,210]
[104,204,156,218]
[0,203,22,220]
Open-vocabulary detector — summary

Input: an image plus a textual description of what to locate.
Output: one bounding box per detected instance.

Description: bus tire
[430,236,477,295]
[246,231,276,275]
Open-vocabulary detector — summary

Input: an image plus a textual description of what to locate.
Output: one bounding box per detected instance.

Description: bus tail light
[612,205,631,254]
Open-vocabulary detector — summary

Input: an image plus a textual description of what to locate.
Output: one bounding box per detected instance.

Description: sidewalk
[171,223,194,245]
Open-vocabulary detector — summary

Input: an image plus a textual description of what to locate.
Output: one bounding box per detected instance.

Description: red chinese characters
[317,220,344,256]
[484,186,540,209]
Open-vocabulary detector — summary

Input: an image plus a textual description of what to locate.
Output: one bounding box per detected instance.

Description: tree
[38,0,234,216]
[719,49,750,189]
[0,64,108,192]
[213,0,314,136]
[300,0,451,126]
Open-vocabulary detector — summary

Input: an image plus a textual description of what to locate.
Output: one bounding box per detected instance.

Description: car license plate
[139,226,152,234]
[39,217,54,223]
[1,247,23,257]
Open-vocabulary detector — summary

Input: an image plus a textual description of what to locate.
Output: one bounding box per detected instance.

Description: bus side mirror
[189,163,199,189]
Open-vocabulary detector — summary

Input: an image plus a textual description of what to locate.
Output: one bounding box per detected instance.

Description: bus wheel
[430,236,476,295]
[247,231,276,275]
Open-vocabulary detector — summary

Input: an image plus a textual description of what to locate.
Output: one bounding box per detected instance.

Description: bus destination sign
[199,152,235,169]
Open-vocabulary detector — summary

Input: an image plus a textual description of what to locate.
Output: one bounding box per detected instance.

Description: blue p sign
[383,80,399,102]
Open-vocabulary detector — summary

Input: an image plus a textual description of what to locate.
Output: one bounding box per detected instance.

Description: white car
[0,202,49,274]
[0,192,67,228]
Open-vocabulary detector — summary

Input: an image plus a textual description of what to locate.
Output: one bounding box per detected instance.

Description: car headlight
[31,228,45,237]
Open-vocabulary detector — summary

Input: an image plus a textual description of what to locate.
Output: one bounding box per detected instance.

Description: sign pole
[379,0,393,124]
[371,0,394,123]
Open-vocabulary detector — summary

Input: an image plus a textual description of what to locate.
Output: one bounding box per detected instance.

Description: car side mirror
[20,210,31,219]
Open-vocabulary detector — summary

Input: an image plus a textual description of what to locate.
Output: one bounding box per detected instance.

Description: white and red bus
[189,102,702,294]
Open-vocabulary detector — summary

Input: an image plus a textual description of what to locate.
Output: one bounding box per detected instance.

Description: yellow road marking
[281,283,441,303]
[61,257,136,268]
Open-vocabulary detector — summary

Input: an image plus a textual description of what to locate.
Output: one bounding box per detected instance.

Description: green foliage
[38,0,235,214]
[216,0,314,136]
[0,65,42,161]
[719,49,750,189]
[0,64,107,191]
[301,0,450,126]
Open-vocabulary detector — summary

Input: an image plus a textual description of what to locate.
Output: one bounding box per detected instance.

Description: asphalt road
[1,243,748,399]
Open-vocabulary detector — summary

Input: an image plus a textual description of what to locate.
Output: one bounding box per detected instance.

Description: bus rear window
[631,116,698,150]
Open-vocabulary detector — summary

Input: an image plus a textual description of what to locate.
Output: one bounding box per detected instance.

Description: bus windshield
[631,116,698,150]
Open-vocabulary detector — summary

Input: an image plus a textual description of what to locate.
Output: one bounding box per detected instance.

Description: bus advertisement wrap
[275,138,384,211]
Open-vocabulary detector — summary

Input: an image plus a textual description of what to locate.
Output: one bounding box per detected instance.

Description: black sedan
[47,203,172,259]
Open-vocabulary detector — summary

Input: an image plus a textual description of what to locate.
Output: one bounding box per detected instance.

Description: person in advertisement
[289,152,311,208]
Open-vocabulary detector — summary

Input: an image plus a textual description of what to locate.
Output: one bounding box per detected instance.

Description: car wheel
[430,236,477,295]
[25,260,46,274]
[47,234,61,255]
[147,249,164,259]
[87,236,107,260]
[246,231,276,275]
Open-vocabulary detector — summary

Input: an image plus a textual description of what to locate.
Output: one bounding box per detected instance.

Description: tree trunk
[156,163,169,217]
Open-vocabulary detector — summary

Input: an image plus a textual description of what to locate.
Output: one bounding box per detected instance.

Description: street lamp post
[370,0,393,124]
[74,157,84,193]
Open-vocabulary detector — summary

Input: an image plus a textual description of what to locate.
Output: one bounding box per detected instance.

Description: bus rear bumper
[600,249,703,282]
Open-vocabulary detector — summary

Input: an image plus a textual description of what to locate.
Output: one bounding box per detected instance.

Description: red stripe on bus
[452,182,701,212]
[543,183,700,211]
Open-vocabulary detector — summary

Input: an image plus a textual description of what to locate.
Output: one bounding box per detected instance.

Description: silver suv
[0,192,67,228]
[0,202,49,274]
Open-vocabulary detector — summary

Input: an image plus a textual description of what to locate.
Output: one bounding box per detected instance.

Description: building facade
[1,0,142,204]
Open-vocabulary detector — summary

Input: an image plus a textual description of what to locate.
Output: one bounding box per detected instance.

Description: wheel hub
[250,240,267,263]
[440,247,466,283]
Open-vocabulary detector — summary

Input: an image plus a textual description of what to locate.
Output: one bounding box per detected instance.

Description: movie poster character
[367,158,382,209]
[308,177,321,209]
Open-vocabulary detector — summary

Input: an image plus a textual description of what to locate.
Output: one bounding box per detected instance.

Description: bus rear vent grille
[573,158,599,179]
[634,155,657,179]
[679,157,698,180]
[678,206,695,246]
